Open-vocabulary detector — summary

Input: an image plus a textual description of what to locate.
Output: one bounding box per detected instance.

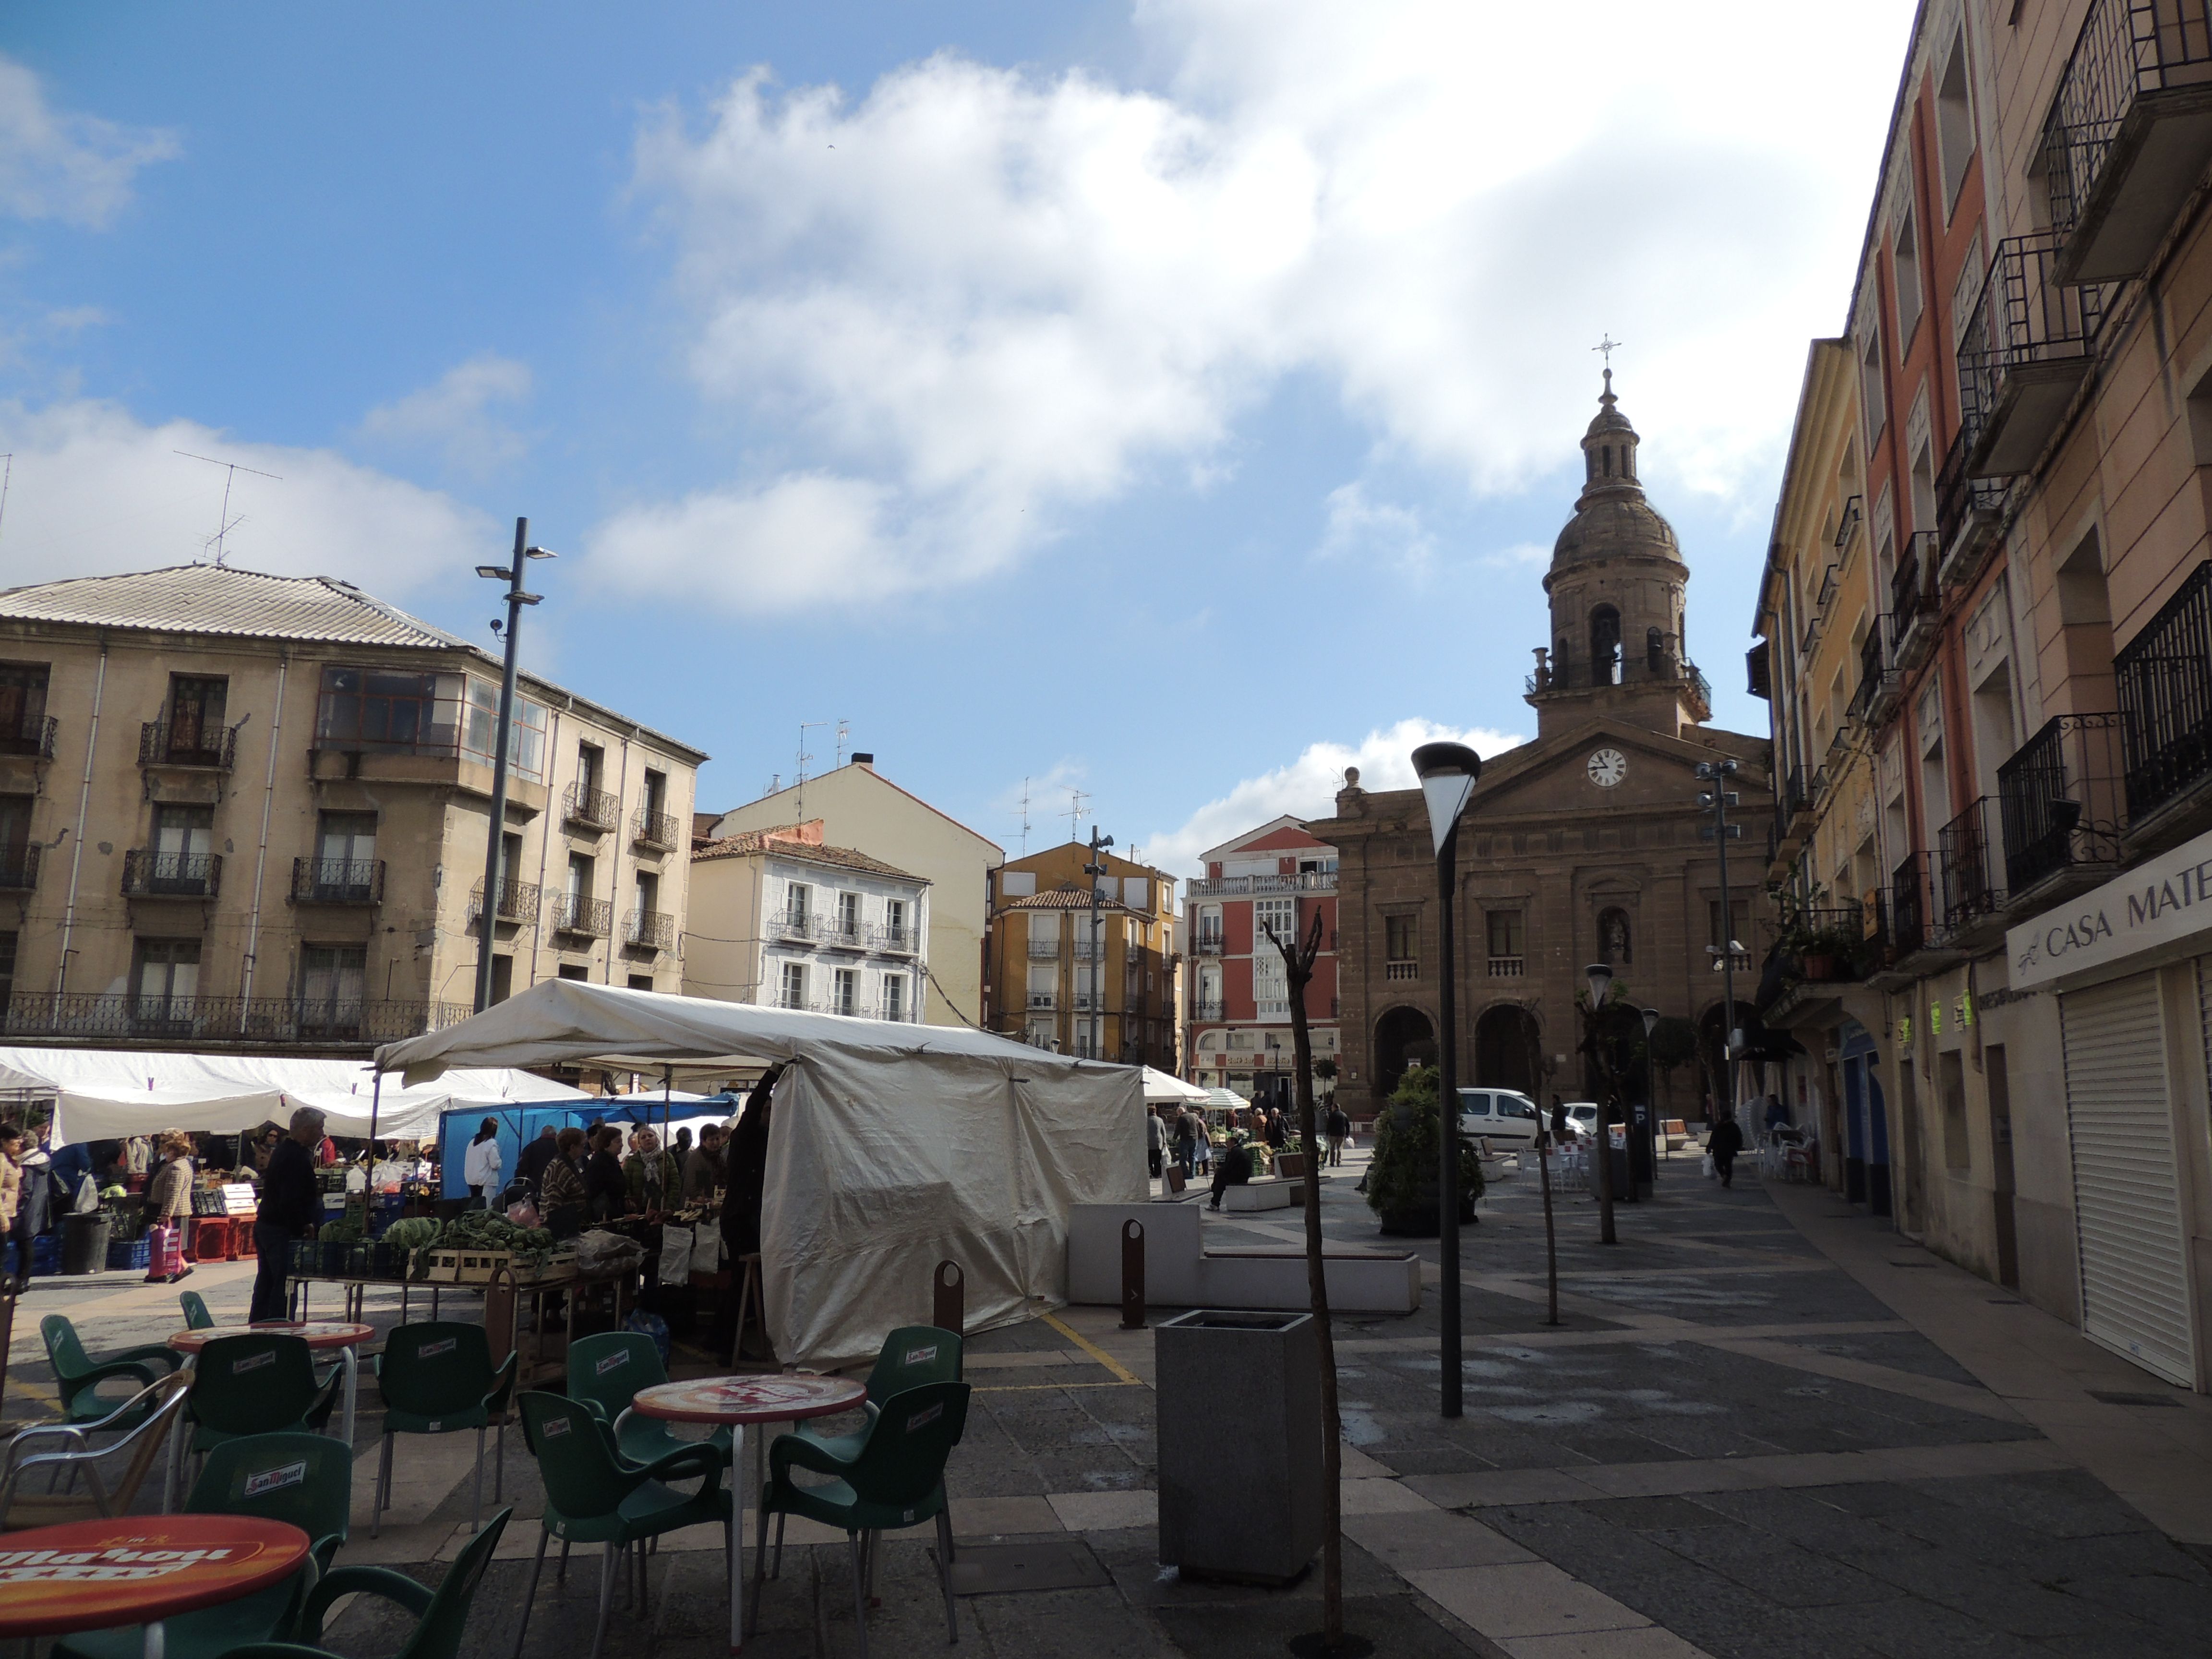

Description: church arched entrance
[1373,1006,1436,1102]
[1473,1005,1539,1094]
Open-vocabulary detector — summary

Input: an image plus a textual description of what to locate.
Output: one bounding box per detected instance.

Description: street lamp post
[1695,759,1744,1127]
[472,518,557,1014]
[1412,740,1482,1419]
[1640,1005,1661,1191]
[1083,828,1113,1061]
[1583,961,1618,1244]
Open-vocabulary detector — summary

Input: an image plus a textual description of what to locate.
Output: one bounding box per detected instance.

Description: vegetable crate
[424,1247,513,1285]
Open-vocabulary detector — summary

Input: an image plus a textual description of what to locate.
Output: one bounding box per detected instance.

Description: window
[491,955,515,1004]
[316,668,543,780]
[1894,207,1923,344]
[837,890,862,943]
[1197,905,1222,948]
[1591,606,1623,686]
[780,961,808,1009]
[576,742,602,797]
[1935,27,1974,212]
[1028,964,1057,1008]
[298,944,366,1034]
[1254,940,1288,1017]
[884,897,908,946]
[314,811,378,900]
[787,882,812,927]
[832,967,859,1016]
[1707,899,1752,954]
[0,663,48,753]
[1860,328,1885,447]
[0,930,13,1016]
[566,853,593,899]
[132,938,200,1024]
[1254,896,1295,951]
[150,805,214,893]
[627,973,654,991]
[558,963,589,981]
[1647,627,1667,675]
[1486,909,1524,959]
[460,681,546,781]
[643,769,667,818]
[1385,914,1418,978]
[163,675,228,763]
[0,794,31,886]
[884,974,908,1022]
[1598,906,1633,966]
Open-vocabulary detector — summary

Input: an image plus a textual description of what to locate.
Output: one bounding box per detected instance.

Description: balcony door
[132,938,200,1029]
[0,795,31,886]
[152,805,214,894]
[166,675,228,762]
[299,944,367,1036]
[316,811,378,901]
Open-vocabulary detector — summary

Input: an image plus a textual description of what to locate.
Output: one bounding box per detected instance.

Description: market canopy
[376,980,1146,1369]
[0,1046,588,1146]
[1141,1067,1208,1104]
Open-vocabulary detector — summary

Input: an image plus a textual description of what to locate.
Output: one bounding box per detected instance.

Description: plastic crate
[106,1237,152,1272]
[189,1218,235,1262]
[290,1239,320,1275]
[318,1240,352,1277]
[235,1225,256,1259]
[31,1234,61,1275]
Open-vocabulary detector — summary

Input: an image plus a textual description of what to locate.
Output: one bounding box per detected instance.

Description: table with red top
[626,1374,867,1655]
[0,1515,311,1659]
[164,1322,374,1512]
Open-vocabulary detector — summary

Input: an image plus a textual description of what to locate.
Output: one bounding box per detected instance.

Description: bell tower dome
[1526,373,1708,739]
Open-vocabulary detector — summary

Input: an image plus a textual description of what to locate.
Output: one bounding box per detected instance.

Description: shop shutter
[2061,972,2193,1385]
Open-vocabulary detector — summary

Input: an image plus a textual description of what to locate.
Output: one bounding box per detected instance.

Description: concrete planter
[1155,1309,1323,1584]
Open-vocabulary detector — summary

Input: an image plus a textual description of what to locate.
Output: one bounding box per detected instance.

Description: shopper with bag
[1707,1115,1745,1190]
[147,1130,196,1281]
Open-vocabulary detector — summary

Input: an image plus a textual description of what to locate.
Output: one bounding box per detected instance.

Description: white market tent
[0,1046,589,1146]
[1140,1067,1208,1105]
[377,979,1146,1370]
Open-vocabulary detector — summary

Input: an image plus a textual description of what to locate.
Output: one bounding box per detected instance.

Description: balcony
[632,806,680,852]
[1855,615,1902,726]
[563,783,620,834]
[819,915,869,950]
[552,894,613,938]
[1192,932,1226,956]
[625,909,675,952]
[0,994,473,1050]
[1027,991,1058,1011]
[1960,234,2105,478]
[1892,533,1943,675]
[1938,796,2006,933]
[876,923,919,954]
[1185,870,1337,898]
[121,850,220,899]
[1026,935,1063,959]
[779,910,818,943]
[0,716,56,761]
[139,721,236,771]
[468,878,541,927]
[2046,0,2212,283]
[1384,960,1419,981]
[1835,495,1863,553]
[0,844,38,892]
[2116,559,2212,824]
[1191,999,1224,1022]
[1486,955,1525,978]
[1936,420,2008,588]
[289,858,384,905]
[1998,712,2128,895]
[1890,852,1934,961]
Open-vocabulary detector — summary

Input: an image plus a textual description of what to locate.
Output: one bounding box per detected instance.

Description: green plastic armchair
[372,1322,517,1538]
[566,1330,730,1469]
[40,1314,183,1426]
[185,1333,343,1459]
[179,1289,215,1329]
[795,1323,964,1463]
[223,1507,512,1659]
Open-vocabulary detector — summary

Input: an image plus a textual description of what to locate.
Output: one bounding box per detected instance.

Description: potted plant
[1365,1064,1482,1236]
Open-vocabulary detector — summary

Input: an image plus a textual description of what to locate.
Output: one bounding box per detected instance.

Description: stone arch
[1373,1005,1437,1101]
[1472,1003,1539,1094]
[1591,604,1622,685]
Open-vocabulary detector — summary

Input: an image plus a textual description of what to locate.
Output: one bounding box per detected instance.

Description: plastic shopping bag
[1701,1152,1718,1181]
[659,1224,694,1285]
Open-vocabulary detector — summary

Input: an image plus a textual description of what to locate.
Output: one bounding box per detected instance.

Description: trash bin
[1155,1310,1323,1584]
[60,1212,111,1276]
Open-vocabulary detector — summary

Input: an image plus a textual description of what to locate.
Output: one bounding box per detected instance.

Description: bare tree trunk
[1521,1010,1559,1325]
[1268,912,1343,1648]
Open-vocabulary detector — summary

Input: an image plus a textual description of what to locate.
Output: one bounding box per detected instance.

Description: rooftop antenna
[1063,787,1090,843]
[834,720,851,768]
[1018,776,1032,858]
[794,719,826,819]
[175,450,282,566]
[0,455,11,545]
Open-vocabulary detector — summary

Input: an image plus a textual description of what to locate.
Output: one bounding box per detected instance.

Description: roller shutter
[2061,972,2193,1386]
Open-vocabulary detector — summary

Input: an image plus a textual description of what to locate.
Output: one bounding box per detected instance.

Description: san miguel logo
[0,1546,243,1583]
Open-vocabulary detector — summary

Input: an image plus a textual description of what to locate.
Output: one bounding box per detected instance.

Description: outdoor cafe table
[0,1514,311,1659]
[626,1374,867,1655]
[163,1322,374,1511]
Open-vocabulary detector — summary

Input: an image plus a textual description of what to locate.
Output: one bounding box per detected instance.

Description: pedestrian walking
[1146,1106,1164,1179]
[251,1106,325,1322]
[1171,1109,1196,1178]
[1325,1104,1351,1166]
[1707,1115,1746,1190]
[463,1118,503,1209]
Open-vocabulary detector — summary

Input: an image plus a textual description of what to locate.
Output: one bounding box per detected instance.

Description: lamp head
[1641,1007,1660,1037]
[1411,741,1483,856]
[1584,962,1613,1007]
[474,565,508,580]
[525,546,559,560]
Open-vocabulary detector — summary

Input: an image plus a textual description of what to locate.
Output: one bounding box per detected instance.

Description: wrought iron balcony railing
[0,993,472,1047]
[625,909,675,951]
[779,909,817,942]
[818,915,869,949]
[2116,559,2212,822]
[1998,712,2128,893]
[1026,935,1062,959]
[1958,233,2105,477]
[1191,999,1225,1022]
[121,850,220,899]
[562,783,621,833]
[1191,933,1226,955]
[1936,417,2007,571]
[0,716,57,760]
[138,721,237,771]
[552,894,613,937]
[289,858,384,905]
[1852,614,1897,722]
[0,844,38,892]
[1891,852,1933,960]
[875,923,919,953]
[469,878,542,926]
[1894,535,1943,672]
[1027,991,1058,1010]
[2044,0,2212,282]
[632,806,681,850]
[1938,796,2005,928]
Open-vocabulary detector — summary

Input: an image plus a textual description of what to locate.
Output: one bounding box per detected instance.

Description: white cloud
[1316,481,1432,570]
[1147,716,1525,877]
[0,55,178,228]
[598,0,1913,611]
[0,397,498,594]
[357,353,533,477]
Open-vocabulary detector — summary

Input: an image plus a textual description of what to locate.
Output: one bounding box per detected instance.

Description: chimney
[852,753,875,769]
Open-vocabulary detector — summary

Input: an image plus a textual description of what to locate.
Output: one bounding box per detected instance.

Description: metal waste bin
[60,1213,111,1276]
[1155,1309,1323,1584]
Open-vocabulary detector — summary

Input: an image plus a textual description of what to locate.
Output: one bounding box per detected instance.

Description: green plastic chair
[186,1333,342,1458]
[223,1507,512,1659]
[179,1289,215,1329]
[372,1321,517,1539]
[795,1324,964,1462]
[751,1380,969,1658]
[52,1432,353,1659]
[40,1313,182,1425]
[511,1391,729,1659]
[566,1331,731,1469]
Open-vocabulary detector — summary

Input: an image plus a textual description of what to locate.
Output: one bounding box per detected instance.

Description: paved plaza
[16,1149,2212,1657]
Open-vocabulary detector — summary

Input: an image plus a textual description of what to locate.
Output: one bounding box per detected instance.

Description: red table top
[630,1374,866,1424]
[0,1515,310,1637]
[167,1322,373,1354]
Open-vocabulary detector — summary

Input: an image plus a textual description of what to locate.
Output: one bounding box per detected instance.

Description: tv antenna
[175,450,282,565]
[0,455,12,545]
[1062,788,1090,841]
[1018,777,1032,858]
[834,720,851,768]
[793,720,827,818]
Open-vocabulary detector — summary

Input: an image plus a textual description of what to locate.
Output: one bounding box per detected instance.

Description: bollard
[933,1259,964,1338]
[1120,1217,1146,1329]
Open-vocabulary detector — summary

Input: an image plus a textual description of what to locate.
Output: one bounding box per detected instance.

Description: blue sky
[0,1,1916,874]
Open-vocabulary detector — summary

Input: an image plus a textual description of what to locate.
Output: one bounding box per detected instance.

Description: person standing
[1551,1095,1570,1145]
[251,1107,326,1322]
[0,1125,23,1277]
[584,1126,626,1221]
[1146,1107,1164,1179]
[515,1126,560,1198]
[1325,1103,1351,1167]
[682,1124,725,1202]
[11,1122,53,1277]
[1171,1109,1196,1179]
[1707,1114,1746,1190]
[624,1127,679,1213]
[538,1128,589,1238]
[463,1118,503,1209]
[148,1131,196,1279]
[1764,1092,1790,1136]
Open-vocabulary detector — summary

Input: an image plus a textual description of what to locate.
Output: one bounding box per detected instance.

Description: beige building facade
[0,565,705,1053]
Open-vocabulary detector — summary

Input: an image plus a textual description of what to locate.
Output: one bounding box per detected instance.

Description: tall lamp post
[1412,740,1481,1419]
[1082,828,1113,1061]
[472,518,558,1014]
[1583,961,1618,1243]
[1695,758,1744,1124]
[1640,1006,1661,1190]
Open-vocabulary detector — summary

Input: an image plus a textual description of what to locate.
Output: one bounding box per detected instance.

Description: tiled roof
[693,830,924,884]
[0,565,476,649]
[1002,885,1137,916]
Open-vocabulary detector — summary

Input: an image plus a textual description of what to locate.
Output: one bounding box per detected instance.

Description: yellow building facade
[981,841,1178,1068]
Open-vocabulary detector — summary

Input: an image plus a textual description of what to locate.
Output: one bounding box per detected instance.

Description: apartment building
[1184,817,1339,1098]
[1762,0,2212,1393]
[981,841,1178,1067]
[0,565,705,1053]
[683,821,928,1022]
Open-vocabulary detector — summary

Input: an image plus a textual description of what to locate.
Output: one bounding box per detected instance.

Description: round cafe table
[165,1322,374,1512]
[0,1514,311,1659]
[626,1374,867,1654]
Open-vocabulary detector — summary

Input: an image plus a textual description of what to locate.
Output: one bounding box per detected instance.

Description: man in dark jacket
[515,1126,561,1197]
[1707,1115,1746,1190]
[716,1066,781,1362]
[252,1106,325,1322]
[1209,1133,1255,1209]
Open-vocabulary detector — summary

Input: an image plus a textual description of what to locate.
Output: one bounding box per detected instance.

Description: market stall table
[625,1374,866,1655]
[0,1514,311,1659]
[163,1322,374,1510]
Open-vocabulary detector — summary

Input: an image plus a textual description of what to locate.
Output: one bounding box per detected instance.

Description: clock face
[1587,748,1628,789]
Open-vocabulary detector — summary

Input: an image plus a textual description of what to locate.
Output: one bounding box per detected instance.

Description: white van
[1455,1089,1542,1148]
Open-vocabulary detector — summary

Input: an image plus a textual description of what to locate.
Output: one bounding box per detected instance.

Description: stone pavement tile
[965,1583,1174,1658]
[1406,1562,1649,1641]
[1150,1592,1488,1658]
[1343,1506,1538,1569]
[1498,1629,1713,1659]
[951,1493,1064,1536]
[1406,1467,1607,1508]
[337,1521,460,1566]
[1338,1476,1438,1515]
[1047,1488,1157,1531]
[1338,1443,1395,1478]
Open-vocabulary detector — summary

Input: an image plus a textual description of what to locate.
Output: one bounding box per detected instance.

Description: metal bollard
[1120,1218,1146,1329]
[933,1258,964,1338]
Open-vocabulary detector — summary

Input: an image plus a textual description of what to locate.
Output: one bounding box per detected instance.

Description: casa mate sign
[2009,821,2212,990]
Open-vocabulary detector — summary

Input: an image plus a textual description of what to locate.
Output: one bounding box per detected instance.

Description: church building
[1310,376,1774,1119]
